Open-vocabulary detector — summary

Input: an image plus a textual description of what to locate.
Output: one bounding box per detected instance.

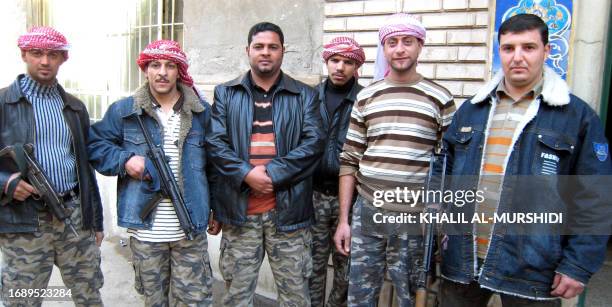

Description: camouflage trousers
[0,200,104,307]
[309,191,348,307]
[129,233,213,307]
[348,196,422,307]
[219,209,312,307]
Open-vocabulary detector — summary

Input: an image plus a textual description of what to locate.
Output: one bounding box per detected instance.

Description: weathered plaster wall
[184,0,325,100]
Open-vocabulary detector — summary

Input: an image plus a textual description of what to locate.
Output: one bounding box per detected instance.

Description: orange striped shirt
[247,79,278,215]
[475,79,542,259]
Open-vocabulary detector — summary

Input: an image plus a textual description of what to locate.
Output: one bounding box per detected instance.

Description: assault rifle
[0,144,79,236]
[415,150,447,307]
[134,113,196,240]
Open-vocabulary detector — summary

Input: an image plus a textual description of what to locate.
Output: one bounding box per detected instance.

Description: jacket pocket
[449,130,476,175]
[132,259,145,295]
[301,230,313,278]
[219,236,235,282]
[185,132,206,170]
[123,129,147,156]
[531,134,574,175]
[515,235,562,284]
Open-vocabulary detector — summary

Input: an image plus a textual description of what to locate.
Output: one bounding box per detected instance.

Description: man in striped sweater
[333,13,456,306]
[0,27,104,306]
[88,40,213,306]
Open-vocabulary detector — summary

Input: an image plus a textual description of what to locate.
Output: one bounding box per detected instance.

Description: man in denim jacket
[88,40,213,306]
[439,14,611,306]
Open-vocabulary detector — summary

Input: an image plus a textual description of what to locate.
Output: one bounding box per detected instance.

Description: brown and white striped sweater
[339,76,456,212]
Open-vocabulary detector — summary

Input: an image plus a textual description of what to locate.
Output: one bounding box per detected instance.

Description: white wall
[0,0,27,85]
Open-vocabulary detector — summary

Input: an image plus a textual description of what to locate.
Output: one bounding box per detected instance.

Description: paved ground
[0,235,609,306]
[584,245,612,307]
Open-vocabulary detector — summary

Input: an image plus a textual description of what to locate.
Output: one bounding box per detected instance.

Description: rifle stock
[415,288,427,307]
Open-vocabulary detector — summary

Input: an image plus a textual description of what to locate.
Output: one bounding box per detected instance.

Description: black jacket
[0,75,103,233]
[207,71,324,231]
[312,78,363,195]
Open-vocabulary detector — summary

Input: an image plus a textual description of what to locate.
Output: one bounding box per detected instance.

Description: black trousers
[439,279,561,307]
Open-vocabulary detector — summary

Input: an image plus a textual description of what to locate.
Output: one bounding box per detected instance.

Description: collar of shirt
[247,71,283,95]
[496,76,544,103]
[148,88,184,113]
[325,77,355,99]
[19,74,60,99]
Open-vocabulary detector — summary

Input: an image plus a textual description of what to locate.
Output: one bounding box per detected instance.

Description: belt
[59,186,80,203]
[37,186,80,222]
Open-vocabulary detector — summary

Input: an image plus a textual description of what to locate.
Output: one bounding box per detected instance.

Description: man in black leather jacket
[207,22,324,306]
[309,36,365,307]
[0,27,104,307]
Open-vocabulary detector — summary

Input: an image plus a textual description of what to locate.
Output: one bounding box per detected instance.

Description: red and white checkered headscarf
[322,36,366,67]
[17,26,70,59]
[137,40,194,87]
[378,13,426,45]
[374,13,426,81]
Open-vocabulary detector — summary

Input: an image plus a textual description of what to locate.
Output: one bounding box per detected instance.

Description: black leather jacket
[312,78,363,195]
[0,75,103,233]
[207,71,324,231]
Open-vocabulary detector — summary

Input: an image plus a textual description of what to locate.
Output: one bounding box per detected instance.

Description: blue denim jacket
[440,67,611,299]
[88,83,211,233]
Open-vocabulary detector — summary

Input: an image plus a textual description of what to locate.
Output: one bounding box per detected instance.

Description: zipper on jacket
[270,89,281,226]
[244,87,255,163]
[270,91,280,167]
[63,107,82,213]
[25,100,42,231]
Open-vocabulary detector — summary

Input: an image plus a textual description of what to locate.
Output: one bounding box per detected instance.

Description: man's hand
[551,273,584,299]
[207,213,222,235]
[125,155,150,180]
[333,222,351,256]
[244,165,273,194]
[95,232,104,247]
[4,173,37,201]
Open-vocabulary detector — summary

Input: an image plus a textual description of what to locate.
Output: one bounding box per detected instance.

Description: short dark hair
[248,22,284,46]
[498,14,549,45]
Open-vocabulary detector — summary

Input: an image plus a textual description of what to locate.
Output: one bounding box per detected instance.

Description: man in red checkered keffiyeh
[17,26,71,86]
[309,36,366,307]
[3,26,106,306]
[137,39,194,87]
[88,40,213,306]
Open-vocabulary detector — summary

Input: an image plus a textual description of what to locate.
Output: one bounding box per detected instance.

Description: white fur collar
[471,66,570,106]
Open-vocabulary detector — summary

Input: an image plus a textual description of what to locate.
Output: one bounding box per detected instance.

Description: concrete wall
[182,0,325,299]
[184,0,325,100]
[569,0,611,111]
[0,0,27,86]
